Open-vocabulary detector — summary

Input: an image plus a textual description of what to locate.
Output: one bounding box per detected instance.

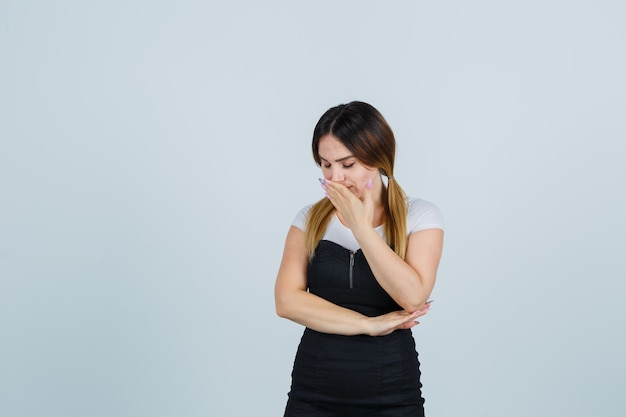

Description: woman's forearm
[275,289,369,335]
[276,288,425,337]
[352,227,435,312]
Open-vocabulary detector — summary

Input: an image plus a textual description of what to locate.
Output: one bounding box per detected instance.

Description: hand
[323,179,374,231]
[363,304,430,337]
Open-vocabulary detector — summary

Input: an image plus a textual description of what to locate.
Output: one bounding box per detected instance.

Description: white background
[1,1,625,416]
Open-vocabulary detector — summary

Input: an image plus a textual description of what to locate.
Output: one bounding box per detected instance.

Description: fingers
[391,313,420,332]
[321,180,368,229]
[369,309,428,336]
[394,310,420,327]
[320,180,343,209]
[323,180,352,203]
[395,309,426,329]
[399,320,419,330]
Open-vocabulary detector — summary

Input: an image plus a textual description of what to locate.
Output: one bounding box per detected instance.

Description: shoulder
[292,203,315,231]
[406,197,444,233]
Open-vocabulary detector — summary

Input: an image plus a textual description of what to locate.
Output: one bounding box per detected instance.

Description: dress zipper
[349,251,355,289]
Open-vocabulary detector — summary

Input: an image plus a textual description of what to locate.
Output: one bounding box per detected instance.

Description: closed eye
[322,163,354,169]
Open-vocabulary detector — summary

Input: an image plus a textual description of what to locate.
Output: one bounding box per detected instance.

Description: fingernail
[366,179,372,189]
[318,178,326,185]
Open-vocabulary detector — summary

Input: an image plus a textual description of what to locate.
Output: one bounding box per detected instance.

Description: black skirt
[283,241,425,417]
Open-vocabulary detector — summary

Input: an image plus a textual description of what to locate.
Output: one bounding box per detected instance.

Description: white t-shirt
[292,197,444,252]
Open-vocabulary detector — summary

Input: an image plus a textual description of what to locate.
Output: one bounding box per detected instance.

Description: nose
[330,166,345,182]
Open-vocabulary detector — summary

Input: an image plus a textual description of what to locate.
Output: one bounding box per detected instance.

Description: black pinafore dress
[283,240,425,417]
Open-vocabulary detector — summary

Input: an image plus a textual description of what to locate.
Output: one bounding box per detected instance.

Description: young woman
[275,101,444,417]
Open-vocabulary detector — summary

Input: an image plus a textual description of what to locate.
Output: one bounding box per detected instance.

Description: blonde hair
[305,102,409,259]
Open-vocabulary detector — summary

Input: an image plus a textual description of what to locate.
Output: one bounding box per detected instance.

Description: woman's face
[317,135,379,200]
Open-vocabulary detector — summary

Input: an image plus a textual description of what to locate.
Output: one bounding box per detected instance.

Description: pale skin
[274,135,444,336]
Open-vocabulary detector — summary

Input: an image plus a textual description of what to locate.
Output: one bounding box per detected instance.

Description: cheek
[357,169,374,184]
[352,173,370,192]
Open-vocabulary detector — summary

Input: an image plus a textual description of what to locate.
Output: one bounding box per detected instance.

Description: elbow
[405,303,426,313]
[274,294,292,319]
[402,295,431,313]
[276,304,297,320]
[400,274,435,312]
[275,285,307,320]
[275,304,288,318]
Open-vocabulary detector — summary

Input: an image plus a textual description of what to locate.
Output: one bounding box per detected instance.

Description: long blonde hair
[305,102,409,259]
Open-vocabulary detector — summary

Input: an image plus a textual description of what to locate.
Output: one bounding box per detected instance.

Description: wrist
[352,224,377,245]
[357,316,372,336]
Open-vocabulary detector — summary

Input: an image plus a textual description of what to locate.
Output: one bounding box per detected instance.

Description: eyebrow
[319,155,355,163]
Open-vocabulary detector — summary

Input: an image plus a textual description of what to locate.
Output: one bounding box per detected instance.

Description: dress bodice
[307,240,402,317]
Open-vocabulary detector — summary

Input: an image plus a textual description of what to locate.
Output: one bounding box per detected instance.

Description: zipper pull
[349,251,355,289]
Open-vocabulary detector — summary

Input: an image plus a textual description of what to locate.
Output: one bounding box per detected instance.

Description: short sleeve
[292,204,313,231]
[407,198,444,234]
